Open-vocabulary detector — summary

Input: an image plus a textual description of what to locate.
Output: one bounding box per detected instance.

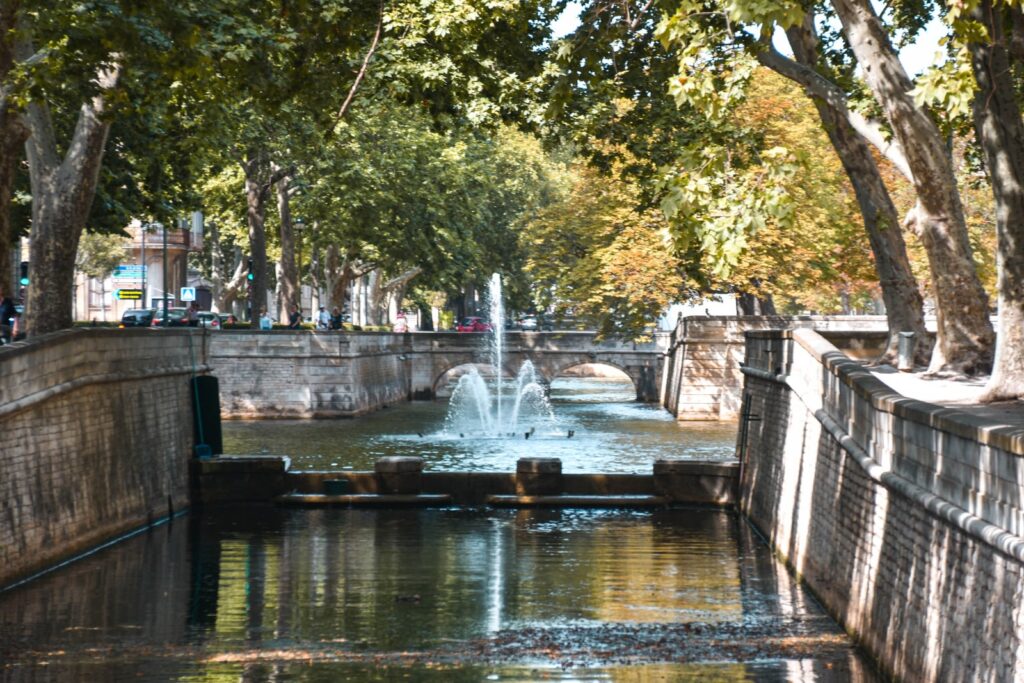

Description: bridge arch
[549,361,639,400]
[433,362,513,398]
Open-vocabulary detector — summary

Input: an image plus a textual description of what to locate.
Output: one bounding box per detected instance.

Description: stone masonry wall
[661,315,888,421]
[0,328,206,589]
[209,331,410,418]
[740,328,1024,681]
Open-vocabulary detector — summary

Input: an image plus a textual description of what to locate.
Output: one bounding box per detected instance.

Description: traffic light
[246,257,254,281]
[18,261,28,286]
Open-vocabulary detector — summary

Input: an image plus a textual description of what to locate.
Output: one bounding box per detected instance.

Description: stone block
[375,456,424,494]
[516,457,562,495]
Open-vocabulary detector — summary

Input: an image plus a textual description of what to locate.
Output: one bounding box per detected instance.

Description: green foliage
[76,230,128,280]
[659,144,798,278]
[523,160,691,340]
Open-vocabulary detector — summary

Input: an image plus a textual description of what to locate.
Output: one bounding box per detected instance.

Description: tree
[827,0,994,373]
[956,0,1024,399]
[524,160,690,339]
[5,0,242,336]
[775,14,928,361]
[654,1,991,372]
[75,231,128,321]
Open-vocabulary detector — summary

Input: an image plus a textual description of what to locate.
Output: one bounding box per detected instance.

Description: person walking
[317,306,329,330]
[187,301,200,327]
[288,304,302,329]
[259,308,272,330]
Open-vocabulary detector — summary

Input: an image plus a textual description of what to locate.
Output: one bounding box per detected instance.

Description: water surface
[0,506,878,681]
[222,378,738,472]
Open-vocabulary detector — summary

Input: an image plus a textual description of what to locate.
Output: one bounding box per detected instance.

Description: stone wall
[0,328,206,589]
[209,331,410,418]
[661,316,889,421]
[740,328,1024,681]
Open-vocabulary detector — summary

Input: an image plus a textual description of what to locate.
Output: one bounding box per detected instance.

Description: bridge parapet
[661,315,889,421]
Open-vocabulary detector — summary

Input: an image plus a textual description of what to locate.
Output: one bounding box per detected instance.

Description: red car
[456,316,492,333]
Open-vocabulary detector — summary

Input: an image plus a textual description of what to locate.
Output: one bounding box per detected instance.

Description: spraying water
[444,274,557,437]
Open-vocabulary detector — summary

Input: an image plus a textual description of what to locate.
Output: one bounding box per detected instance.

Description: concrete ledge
[275,493,452,507]
[487,494,668,507]
[195,465,738,507]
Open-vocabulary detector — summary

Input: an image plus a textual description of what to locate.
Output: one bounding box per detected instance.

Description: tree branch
[330,0,384,130]
[755,39,914,182]
[382,266,423,291]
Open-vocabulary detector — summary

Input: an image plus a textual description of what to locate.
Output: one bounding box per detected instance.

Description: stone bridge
[405,331,670,402]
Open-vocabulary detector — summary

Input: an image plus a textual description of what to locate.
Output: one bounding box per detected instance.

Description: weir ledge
[191,456,738,507]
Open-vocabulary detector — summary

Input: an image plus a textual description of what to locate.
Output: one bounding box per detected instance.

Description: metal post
[897,331,916,372]
[162,222,168,319]
[141,226,146,309]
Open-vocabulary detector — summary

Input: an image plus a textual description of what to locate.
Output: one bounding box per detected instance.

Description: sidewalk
[870,365,1024,429]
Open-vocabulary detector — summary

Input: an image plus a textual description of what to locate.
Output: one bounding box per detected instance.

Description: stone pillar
[653,459,737,504]
[374,456,424,494]
[634,365,658,402]
[516,457,562,496]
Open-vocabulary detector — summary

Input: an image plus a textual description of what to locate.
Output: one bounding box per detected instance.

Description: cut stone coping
[744,327,1024,563]
[374,456,425,473]
[487,494,667,508]
[653,459,737,475]
[516,457,562,474]
[275,493,451,507]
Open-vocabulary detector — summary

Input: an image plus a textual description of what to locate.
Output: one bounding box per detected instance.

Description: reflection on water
[222,378,738,472]
[0,507,878,682]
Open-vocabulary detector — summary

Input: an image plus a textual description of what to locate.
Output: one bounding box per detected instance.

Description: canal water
[0,506,878,681]
[1,378,879,681]
[221,378,738,472]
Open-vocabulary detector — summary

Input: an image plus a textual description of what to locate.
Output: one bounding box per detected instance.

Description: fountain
[444,274,558,437]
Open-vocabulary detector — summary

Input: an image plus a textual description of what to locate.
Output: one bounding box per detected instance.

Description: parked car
[198,312,220,329]
[516,315,553,331]
[151,307,189,327]
[120,308,156,328]
[456,316,492,333]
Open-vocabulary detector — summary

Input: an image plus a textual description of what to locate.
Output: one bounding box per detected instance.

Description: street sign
[115,289,144,300]
[113,264,147,280]
[180,287,196,302]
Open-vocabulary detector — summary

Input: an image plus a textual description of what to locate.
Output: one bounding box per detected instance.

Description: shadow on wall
[742,331,1024,682]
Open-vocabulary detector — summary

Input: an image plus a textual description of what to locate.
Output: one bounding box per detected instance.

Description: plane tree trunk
[17,44,120,336]
[782,17,929,364]
[969,0,1024,401]
[831,0,994,375]
[274,166,299,322]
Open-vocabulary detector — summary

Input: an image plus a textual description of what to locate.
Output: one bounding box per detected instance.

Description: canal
[0,378,879,681]
[0,506,877,681]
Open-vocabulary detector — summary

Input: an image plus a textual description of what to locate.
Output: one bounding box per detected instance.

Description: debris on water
[395,594,422,604]
[568,430,575,439]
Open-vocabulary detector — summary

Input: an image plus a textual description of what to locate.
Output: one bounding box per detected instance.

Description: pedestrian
[288,304,301,329]
[317,306,329,330]
[329,307,343,330]
[259,308,272,330]
[187,301,200,327]
[0,285,16,343]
